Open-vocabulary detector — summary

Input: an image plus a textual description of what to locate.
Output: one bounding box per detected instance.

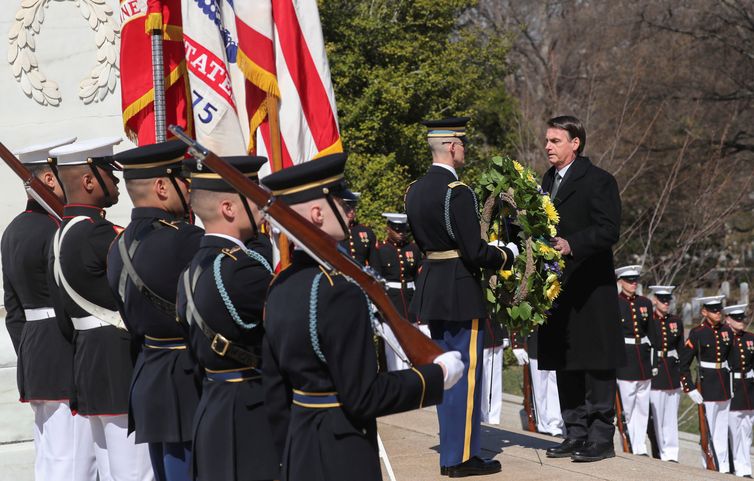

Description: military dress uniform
[679,296,733,473]
[49,137,153,481]
[261,153,445,481]
[511,330,564,436]
[1,137,83,480]
[344,222,376,265]
[175,156,279,481]
[646,285,684,462]
[615,266,653,456]
[106,141,204,481]
[405,118,514,472]
[724,304,754,478]
[369,213,425,371]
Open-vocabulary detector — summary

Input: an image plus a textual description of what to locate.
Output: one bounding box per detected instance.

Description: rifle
[169,126,443,366]
[697,385,719,471]
[614,390,632,453]
[0,142,64,219]
[522,361,537,432]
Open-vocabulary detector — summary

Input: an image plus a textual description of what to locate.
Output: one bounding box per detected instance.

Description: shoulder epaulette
[157,219,180,230]
[448,180,467,189]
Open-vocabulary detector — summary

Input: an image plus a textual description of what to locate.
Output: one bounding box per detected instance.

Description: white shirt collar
[556,160,574,179]
[205,233,246,250]
[433,163,458,180]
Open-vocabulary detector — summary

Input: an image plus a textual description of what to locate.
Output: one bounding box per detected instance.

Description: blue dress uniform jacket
[648,312,684,390]
[2,200,73,402]
[342,223,376,266]
[176,235,278,481]
[106,207,203,443]
[616,293,653,381]
[405,165,512,321]
[50,204,134,415]
[679,320,733,402]
[727,330,754,411]
[369,240,422,320]
[263,251,444,481]
[537,156,624,370]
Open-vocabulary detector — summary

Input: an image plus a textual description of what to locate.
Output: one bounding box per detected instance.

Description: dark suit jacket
[537,156,625,370]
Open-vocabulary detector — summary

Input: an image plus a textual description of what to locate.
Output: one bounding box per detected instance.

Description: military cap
[49,137,123,170]
[16,137,76,165]
[261,153,353,204]
[723,304,747,318]
[693,295,725,309]
[383,212,409,232]
[114,140,188,180]
[183,156,268,192]
[615,265,641,281]
[342,191,361,206]
[648,285,675,296]
[421,117,469,140]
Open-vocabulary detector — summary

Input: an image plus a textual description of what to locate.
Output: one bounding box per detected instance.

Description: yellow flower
[513,160,524,174]
[558,259,565,270]
[549,225,557,237]
[541,196,559,223]
[538,243,555,256]
[489,232,498,242]
[546,279,561,300]
[499,270,513,280]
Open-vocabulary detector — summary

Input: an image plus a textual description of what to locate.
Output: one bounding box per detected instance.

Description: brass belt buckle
[211,333,230,356]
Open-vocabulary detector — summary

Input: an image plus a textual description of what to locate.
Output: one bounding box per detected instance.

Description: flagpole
[267,92,291,268]
[150,25,166,142]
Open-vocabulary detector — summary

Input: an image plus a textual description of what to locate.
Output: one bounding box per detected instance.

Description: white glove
[502,338,510,349]
[513,348,529,365]
[505,242,520,258]
[434,351,464,390]
[687,389,704,405]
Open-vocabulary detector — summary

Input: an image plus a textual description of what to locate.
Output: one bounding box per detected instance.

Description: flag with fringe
[119,0,192,145]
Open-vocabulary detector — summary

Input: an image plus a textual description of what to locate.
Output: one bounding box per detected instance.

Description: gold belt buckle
[211,333,230,356]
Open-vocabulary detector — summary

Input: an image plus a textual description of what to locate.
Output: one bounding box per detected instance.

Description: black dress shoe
[546,438,587,458]
[443,457,502,478]
[570,441,615,462]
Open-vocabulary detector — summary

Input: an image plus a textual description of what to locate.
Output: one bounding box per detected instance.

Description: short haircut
[547,115,586,154]
[28,164,52,179]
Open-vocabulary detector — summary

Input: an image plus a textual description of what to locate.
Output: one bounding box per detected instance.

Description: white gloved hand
[513,348,529,365]
[433,351,464,390]
[505,242,520,258]
[502,338,510,349]
[687,389,704,405]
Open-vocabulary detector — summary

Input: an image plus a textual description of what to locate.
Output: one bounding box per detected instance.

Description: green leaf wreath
[477,155,564,335]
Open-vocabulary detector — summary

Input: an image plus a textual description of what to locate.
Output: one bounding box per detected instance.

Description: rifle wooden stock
[522,363,536,432]
[614,390,632,453]
[171,127,443,366]
[0,141,64,218]
[697,389,718,471]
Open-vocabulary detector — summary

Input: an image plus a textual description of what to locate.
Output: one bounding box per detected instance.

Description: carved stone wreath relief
[7,0,120,106]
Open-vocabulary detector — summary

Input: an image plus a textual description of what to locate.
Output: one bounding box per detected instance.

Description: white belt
[699,360,729,370]
[71,316,111,331]
[657,349,678,359]
[386,281,415,290]
[624,336,650,345]
[24,307,56,321]
[733,370,754,380]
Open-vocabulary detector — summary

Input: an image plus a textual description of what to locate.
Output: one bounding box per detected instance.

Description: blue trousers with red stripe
[429,319,485,467]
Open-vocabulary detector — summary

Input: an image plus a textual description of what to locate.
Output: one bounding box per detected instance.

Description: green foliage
[320,0,517,233]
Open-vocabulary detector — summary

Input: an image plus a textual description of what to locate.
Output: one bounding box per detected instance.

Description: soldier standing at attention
[48,137,153,480]
[340,192,376,265]
[369,212,425,371]
[2,137,88,480]
[405,117,517,477]
[106,141,203,481]
[615,265,653,456]
[724,303,754,478]
[175,156,279,481]
[646,285,684,462]
[679,295,733,473]
[261,153,462,481]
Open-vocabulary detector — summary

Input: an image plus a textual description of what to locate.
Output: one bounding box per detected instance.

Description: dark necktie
[550,173,563,200]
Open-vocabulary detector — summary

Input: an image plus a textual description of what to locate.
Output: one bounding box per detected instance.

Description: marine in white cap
[646,285,684,462]
[2,136,88,480]
[340,191,377,266]
[680,294,733,473]
[48,137,154,481]
[614,264,653,455]
[724,303,754,477]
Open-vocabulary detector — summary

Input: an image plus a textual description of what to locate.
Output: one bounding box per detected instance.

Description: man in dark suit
[405,117,517,477]
[537,116,624,462]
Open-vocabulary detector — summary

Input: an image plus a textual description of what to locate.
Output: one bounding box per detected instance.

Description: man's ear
[41,170,56,189]
[572,136,580,154]
[310,203,324,226]
[82,171,95,193]
[154,177,169,200]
